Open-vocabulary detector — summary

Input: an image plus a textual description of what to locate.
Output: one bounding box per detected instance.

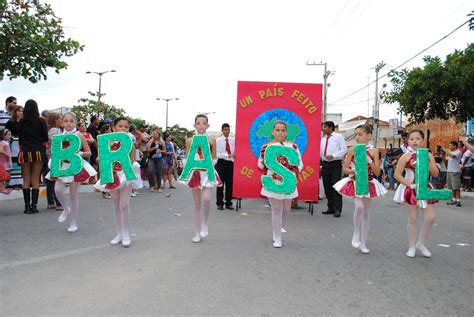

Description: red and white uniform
[393,147,438,208]
[46,129,97,184]
[333,145,387,198]
[94,141,143,192]
[180,144,222,189]
[257,141,303,200]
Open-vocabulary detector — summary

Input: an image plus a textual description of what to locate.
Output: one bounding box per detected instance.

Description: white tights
[406,205,435,249]
[110,186,132,240]
[352,197,371,248]
[192,187,212,234]
[55,180,79,228]
[268,198,292,244]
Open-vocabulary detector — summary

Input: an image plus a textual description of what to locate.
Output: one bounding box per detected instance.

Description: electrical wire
[330,19,470,105]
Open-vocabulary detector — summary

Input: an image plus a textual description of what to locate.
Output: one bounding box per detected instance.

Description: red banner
[233,81,322,201]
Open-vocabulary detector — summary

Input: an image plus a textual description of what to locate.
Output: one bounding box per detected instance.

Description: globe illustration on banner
[249,108,308,158]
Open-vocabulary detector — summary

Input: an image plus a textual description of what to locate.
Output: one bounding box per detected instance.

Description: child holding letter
[258,120,303,248]
[49,112,96,232]
[94,117,142,247]
[181,114,221,243]
[394,130,438,258]
[333,124,387,254]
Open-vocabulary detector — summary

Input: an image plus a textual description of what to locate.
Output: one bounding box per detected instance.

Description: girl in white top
[47,112,96,233]
[394,129,438,258]
[333,124,386,254]
[257,120,303,248]
[94,117,143,247]
[181,114,222,243]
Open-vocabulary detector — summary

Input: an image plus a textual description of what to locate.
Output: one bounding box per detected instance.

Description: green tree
[382,43,474,124]
[166,124,194,147]
[72,93,126,124]
[0,0,83,83]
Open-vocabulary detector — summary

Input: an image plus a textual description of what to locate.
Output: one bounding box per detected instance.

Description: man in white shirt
[215,123,235,210]
[461,148,472,192]
[446,141,462,207]
[0,96,17,129]
[400,133,409,153]
[320,121,347,217]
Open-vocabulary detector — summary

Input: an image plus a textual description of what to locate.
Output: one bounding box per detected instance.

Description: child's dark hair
[113,117,128,126]
[408,129,424,140]
[449,140,458,147]
[194,114,208,123]
[355,124,373,134]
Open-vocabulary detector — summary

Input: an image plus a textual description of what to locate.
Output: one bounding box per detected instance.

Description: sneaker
[446,200,456,205]
[58,208,70,223]
[281,228,287,234]
[165,193,171,197]
[121,237,131,247]
[406,248,416,258]
[192,233,202,243]
[456,201,462,207]
[131,192,138,197]
[352,240,361,249]
[273,240,282,248]
[67,225,78,233]
[158,189,163,193]
[102,192,111,199]
[110,235,122,245]
[359,245,370,254]
[47,204,56,209]
[416,242,432,258]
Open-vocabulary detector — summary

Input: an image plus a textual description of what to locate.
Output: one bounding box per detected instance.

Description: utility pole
[373,61,385,147]
[306,61,333,122]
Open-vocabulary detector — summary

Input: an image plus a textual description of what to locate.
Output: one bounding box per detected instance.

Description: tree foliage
[382,43,474,124]
[166,124,195,147]
[0,0,83,83]
[72,93,126,124]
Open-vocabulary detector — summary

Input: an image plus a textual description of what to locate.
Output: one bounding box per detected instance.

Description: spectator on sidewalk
[446,141,462,207]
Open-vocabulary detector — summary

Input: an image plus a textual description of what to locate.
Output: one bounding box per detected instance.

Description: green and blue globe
[249,108,308,158]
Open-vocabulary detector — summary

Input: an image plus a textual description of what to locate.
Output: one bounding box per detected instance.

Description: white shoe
[110,235,122,245]
[67,225,78,233]
[281,228,287,233]
[406,248,416,258]
[58,208,70,223]
[121,237,131,247]
[192,233,202,243]
[273,240,282,248]
[352,239,361,249]
[416,242,432,258]
[359,245,370,254]
[131,192,138,197]
[200,224,208,237]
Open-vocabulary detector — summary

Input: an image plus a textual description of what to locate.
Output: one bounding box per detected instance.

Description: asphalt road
[1,185,473,316]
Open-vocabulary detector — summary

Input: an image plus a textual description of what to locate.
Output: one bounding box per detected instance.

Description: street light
[156,97,179,130]
[85,70,117,104]
[306,61,334,122]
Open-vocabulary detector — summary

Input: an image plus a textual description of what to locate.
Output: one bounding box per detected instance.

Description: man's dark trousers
[321,160,343,214]
[216,159,234,207]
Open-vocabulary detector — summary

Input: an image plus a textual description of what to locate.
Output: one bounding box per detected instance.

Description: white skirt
[46,159,97,184]
[94,162,143,192]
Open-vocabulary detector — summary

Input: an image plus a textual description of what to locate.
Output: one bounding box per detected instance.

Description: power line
[330,19,470,105]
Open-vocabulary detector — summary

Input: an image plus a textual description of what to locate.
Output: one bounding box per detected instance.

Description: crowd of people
[1,96,472,254]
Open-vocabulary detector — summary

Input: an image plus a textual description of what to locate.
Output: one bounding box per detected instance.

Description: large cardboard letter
[179,135,216,182]
[98,132,136,184]
[50,134,83,177]
[416,149,452,200]
[261,144,299,194]
[354,144,369,196]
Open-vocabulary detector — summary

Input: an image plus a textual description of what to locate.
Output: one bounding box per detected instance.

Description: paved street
[1,185,473,316]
